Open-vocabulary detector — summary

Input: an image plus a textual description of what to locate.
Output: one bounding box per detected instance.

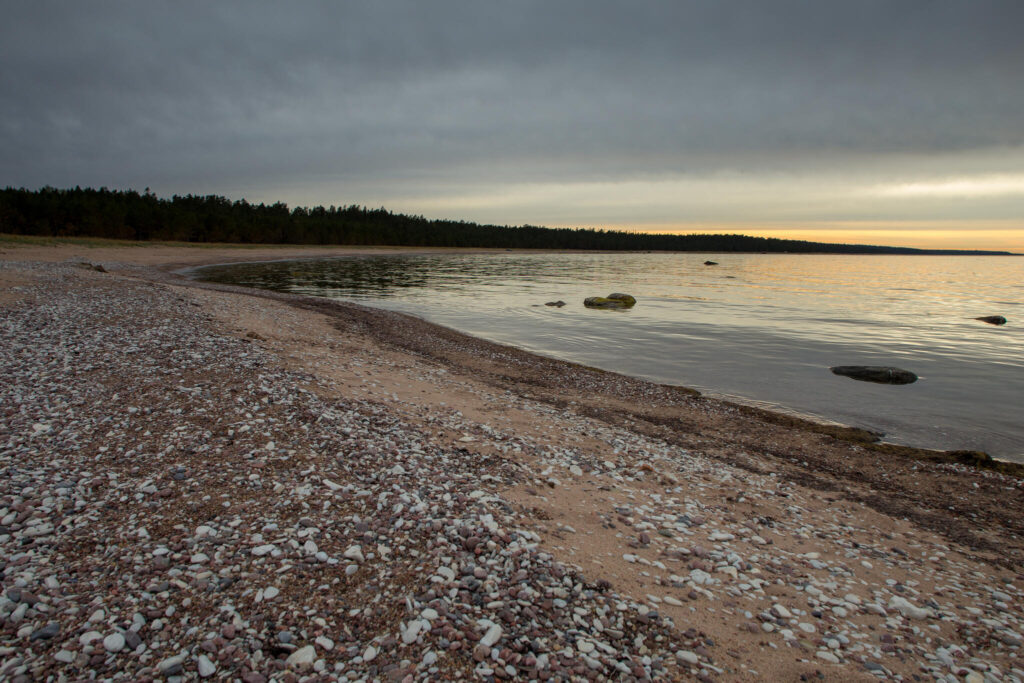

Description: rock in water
[975,315,1007,325]
[584,293,636,309]
[830,366,918,385]
[704,260,718,265]
[545,301,567,307]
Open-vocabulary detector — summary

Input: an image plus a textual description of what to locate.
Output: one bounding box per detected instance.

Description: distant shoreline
[2,233,1019,263]
[1,185,1017,255]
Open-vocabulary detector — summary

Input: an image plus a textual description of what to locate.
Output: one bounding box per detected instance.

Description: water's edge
[182,258,1020,468]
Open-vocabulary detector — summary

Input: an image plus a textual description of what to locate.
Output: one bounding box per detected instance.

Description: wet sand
[1,244,1022,681]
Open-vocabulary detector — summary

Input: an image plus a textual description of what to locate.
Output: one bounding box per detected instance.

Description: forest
[0,186,1012,255]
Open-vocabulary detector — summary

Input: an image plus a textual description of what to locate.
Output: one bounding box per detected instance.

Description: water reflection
[194,253,1024,460]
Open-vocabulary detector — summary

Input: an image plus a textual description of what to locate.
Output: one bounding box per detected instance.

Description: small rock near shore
[975,315,1007,325]
[584,292,636,309]
[830,366,918,385]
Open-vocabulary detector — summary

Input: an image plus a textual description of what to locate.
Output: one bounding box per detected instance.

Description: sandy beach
[2,243,1022,682]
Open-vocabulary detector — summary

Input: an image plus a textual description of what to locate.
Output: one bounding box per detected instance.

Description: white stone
[577,640,594,654]
[401,620,422,645]
[771,604,792,619]
[676,650,699,665]
[363,645,378,662]
[322,478,343,491]
[252,544,276,556]
[198,654,217,677]
[865,603,887,616]
[103,633,125,653]
[286,645,316,667]
[480,623,503,648]
[689,569,712,585]
[315,636,334,651]
[344,545,365,563]
[263,586,280,600]
[79,630,102,646]
[158,655,185,673]
[888,596,932,620]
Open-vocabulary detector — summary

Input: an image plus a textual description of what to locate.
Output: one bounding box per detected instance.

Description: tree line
[0,186,1011,255]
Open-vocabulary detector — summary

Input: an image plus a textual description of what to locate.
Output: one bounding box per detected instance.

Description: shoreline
[178,243,1017,471]
[2,244,1024,681]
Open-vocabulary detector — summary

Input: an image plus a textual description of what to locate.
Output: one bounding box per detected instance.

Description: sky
[1,1,1022,251]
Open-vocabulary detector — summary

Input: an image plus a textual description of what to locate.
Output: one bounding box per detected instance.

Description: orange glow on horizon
[558,222,1024,253]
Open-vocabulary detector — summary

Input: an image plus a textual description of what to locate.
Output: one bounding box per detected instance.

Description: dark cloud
[2,1,1022,205]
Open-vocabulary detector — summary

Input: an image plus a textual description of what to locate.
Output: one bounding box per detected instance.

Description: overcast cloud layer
[2,1,1022,248]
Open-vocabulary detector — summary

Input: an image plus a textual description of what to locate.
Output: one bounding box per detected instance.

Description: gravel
[0,261,693,680]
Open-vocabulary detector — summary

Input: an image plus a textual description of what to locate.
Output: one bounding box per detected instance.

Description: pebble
[285,645,316,667]
[197,654,217,677]
[158,654,185,675]
[480,623,503,648]
[102,633,125,653]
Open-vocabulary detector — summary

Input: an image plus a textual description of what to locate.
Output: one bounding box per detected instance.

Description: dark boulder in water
[545,300,566,307]
[704,260,718,266]
[975,315,1007,325]
[830,366,918,385]
[584,293,636,309]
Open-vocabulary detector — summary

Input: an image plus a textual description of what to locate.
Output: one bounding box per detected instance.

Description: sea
[192,252,1024,461]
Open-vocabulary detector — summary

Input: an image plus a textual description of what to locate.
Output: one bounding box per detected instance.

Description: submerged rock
[545,300,567,307]
[975,315,1007,325]
[830,366,918,385]
[704,260,718,266]
[584,293,636,309]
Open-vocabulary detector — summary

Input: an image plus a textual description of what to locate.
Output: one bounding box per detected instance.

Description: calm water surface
[194,253,1024,460]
